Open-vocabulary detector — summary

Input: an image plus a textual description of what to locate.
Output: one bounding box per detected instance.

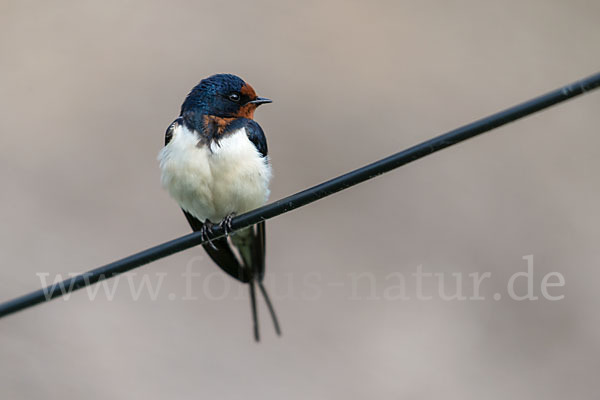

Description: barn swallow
[158,74,279,341]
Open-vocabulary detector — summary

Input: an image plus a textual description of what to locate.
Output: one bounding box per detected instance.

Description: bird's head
[181,74,272,120]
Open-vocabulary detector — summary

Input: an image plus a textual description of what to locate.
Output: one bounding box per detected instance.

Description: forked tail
[249,280,281,342]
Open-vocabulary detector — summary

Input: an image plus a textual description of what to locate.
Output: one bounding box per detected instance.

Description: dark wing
[252,221,266,281]
[245,120,268,158]
[243,120,268,281]
[165,117,183,146]
[246,120,269,157]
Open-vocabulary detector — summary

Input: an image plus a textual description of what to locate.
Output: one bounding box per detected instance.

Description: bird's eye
[228,93,241,102]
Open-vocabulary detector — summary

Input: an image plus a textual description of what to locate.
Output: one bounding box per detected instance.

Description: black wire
[1,72,599,319]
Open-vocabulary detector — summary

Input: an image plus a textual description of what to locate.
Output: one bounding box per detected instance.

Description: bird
[158,74,279,341]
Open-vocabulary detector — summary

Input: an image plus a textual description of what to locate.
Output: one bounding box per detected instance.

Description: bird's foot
[200,220,218,250]
[219,212,236,235]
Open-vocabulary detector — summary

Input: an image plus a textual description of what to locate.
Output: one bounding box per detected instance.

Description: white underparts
[158,124,272,222]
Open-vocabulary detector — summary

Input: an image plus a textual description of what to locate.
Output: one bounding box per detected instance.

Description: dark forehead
[198,74,246,93]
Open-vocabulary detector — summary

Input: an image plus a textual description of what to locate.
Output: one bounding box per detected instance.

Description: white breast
[158,124,272,222]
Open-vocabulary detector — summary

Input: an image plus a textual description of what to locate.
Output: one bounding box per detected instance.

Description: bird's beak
[248,97,273,105]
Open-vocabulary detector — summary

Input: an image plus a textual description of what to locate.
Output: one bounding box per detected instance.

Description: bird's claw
[200,220,218,250]
[219,213,236,235]
[200,214,235,249]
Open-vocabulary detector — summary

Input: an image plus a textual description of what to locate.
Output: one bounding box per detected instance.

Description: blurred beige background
[1,0,600,398]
